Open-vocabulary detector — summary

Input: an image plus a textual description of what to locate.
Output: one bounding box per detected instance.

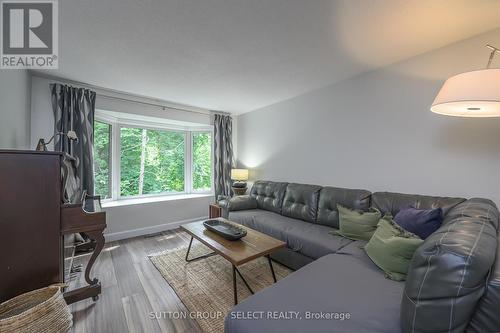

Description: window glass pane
[120,127,185,197]
[192,132,212,191]
[93,121,111,199]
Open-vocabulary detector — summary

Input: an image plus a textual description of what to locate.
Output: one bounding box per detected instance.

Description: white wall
[103,195,212,241]
[30,75,214,240]
[237,28,500,206]
[0,70,31,149]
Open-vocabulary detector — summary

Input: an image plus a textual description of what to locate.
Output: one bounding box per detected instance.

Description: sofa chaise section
[225,241,404,333]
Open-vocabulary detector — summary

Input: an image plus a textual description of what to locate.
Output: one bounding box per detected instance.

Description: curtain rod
[31,71,222,117]
[97,94,211,116]
[97,93,233,117]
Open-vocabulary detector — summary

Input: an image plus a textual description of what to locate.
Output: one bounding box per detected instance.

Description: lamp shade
[231,169,248,181]
[431,69,500,117]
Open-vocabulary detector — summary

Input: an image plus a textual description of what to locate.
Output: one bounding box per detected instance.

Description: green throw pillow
[330,204,382,241]
[364,217,424,281]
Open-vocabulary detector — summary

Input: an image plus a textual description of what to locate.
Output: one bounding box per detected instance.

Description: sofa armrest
[401,198,499,333]
[220,195,258,218]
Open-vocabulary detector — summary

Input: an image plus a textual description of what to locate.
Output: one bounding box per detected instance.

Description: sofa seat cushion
[225,252,404,333]
[229,210,352,259]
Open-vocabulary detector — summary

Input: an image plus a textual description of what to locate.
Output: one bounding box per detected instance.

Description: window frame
[94,113,214,203]
[190,130,214,194]
[93,120,113,200]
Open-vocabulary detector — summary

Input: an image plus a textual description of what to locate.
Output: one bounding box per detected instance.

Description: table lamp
[431,44,500,117]
[231,169,249,195]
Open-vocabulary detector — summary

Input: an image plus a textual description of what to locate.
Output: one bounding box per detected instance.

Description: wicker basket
[0,285,73,333]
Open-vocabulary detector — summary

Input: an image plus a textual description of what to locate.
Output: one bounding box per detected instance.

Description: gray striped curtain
[213,114,234,198]
[51,84,96,199]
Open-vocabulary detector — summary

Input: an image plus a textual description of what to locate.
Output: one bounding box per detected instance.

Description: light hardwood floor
[69,229,203,333]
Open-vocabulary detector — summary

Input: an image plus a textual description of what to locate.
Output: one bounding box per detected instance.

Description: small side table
[209,203,222,218]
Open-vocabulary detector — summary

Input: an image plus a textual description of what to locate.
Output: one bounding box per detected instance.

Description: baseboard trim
[104,216,208,242]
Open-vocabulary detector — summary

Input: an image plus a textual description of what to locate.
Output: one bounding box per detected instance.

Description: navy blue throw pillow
[394,207,443,239]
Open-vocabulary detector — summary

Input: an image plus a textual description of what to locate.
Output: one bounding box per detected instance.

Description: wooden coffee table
[181,219,286,304]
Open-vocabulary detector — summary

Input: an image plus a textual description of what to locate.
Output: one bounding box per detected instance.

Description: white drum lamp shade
[431,69,500,117]
[231,169,249,181]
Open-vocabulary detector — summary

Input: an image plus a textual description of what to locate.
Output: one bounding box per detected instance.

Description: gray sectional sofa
[221,181,500,333]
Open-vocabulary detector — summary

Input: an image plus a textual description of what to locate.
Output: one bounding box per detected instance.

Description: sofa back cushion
[282,183,322,222]
[372,191,465,217]
[401,198,499,333]
[250,180,288,214]
[316,187,371,228]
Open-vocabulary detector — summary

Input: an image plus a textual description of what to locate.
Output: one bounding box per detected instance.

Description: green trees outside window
[93,119,213,200]
[192,132,212,191]
[120,127,185,196]
[93,121,111,198]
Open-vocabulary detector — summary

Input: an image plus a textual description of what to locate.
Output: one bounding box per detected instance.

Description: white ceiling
[36,0,500,114]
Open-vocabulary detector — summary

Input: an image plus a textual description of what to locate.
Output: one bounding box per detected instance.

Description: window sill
[102,193,214,208]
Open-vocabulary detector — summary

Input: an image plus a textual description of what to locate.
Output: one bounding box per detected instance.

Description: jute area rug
[149,243,292,333]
